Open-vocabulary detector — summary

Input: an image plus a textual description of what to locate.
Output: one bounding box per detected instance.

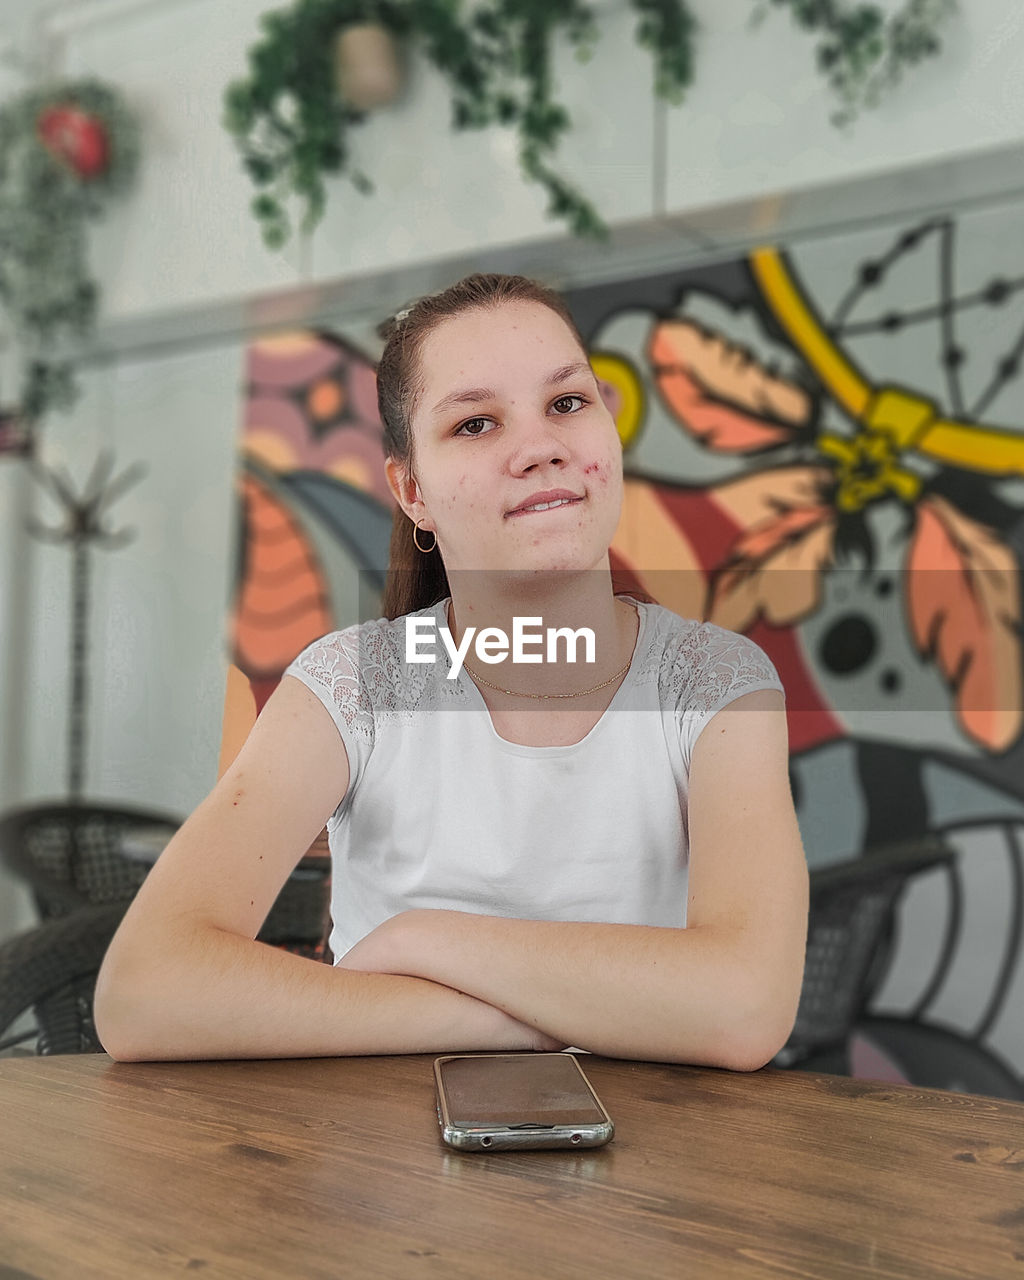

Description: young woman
[95,273,808,1068]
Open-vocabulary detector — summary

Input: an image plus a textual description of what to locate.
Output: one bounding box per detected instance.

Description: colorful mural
[223,208,1024,1089]
[579,223,1024,852]
[218,331,392,774]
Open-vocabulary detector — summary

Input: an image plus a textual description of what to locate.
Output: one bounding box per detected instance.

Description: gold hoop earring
[413,518,437,553]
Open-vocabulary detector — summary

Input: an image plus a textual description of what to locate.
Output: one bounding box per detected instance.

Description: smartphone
[433,1052,614,1152]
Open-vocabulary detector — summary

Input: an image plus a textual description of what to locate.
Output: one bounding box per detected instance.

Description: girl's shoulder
[633,601,783,712]
[284,599,459,732]
[289,600,442,678]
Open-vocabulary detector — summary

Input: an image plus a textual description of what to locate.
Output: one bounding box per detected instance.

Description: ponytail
[380,508,449,620]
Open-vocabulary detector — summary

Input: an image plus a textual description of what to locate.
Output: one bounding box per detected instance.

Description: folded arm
[340,689,809,1070]
[94,676,558,1062]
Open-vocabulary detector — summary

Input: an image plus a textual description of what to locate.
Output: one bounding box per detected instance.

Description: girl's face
[387,300,624,576]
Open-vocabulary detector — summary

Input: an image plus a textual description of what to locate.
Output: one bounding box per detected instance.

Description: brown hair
[376,272,588,619]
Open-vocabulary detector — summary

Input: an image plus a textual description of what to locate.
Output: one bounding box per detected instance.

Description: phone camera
[570,1133,582,1144]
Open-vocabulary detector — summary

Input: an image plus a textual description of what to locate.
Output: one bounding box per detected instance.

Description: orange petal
[706,506,836,633]
[710,465,833,532]
[649,318,810,451]
[233,473,333,678]
[907,495,1023,752]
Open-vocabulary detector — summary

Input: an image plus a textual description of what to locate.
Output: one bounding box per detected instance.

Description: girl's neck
[443,570,639,696]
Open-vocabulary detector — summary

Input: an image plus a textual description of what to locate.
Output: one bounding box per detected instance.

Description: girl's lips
[506,499,583,519]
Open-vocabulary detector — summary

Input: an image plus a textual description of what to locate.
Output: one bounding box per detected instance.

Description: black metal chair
[0,903,125,1055]
[775,834,957,1075]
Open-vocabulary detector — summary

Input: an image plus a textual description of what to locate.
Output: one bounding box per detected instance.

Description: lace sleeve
[665,622,785,767]
[283,626,375,799]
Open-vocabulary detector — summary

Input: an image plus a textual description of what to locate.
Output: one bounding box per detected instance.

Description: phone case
[433,1053,615,1152]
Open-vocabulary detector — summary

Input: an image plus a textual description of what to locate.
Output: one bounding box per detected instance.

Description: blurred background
[2,0,1024,1090]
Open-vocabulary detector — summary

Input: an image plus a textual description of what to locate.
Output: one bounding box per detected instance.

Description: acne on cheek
[583,462,609,483]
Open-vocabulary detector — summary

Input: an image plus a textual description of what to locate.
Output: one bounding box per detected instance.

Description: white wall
[663,0,1024,214]
[3,0,1024,942]
[27,0,1024,325]
[21,340,242,813]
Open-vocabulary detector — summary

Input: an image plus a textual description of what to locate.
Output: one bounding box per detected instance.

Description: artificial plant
[224,0,955,251]
[0,78,139,440]
[755,0,958,126]
[224,0,693,249]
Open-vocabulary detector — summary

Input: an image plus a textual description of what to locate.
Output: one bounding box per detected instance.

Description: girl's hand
[339,913,568,1053]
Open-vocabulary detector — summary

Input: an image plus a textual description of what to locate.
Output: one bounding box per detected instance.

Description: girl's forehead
[419,301,583,382]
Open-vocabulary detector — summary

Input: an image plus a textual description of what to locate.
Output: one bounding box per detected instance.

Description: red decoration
[0,410,32,458]
[37,105,110,179]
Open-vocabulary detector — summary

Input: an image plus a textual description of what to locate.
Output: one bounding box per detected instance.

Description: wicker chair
[0,801,332,960]
[853,1014,1022,1098]
[0,877,333,1057]
[0,903,125,1055]
[259,857,333,961]
[0,861,332,1059]
[776,834,956,1075]
[0,802,183,919]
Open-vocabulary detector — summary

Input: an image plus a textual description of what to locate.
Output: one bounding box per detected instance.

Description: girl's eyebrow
[429,361,594,417]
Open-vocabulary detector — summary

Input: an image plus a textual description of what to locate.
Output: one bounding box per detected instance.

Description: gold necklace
[462,654,633,699]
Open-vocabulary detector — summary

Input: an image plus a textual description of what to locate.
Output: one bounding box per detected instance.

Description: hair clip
[393,306,412,325]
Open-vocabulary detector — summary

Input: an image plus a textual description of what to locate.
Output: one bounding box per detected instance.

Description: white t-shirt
[284,596,784,961]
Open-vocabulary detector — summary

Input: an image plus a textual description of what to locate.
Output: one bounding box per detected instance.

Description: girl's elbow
[717,1028,784,1073]
[97,1030,146,1064]
[93,968,133,1061]
[718,991,800,1073]
[93,946,159,1062]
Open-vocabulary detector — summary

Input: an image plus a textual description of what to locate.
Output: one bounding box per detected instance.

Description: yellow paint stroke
[591,351,645,449]
[750,246,1024,478]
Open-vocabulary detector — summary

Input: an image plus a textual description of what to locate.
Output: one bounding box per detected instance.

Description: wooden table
[1,1054,1023,1279]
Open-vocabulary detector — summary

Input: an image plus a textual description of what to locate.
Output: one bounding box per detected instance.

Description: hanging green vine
[0,78,139,435]
[224,0,695,248]
[225,0,954,252]
[752,0,958,126]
